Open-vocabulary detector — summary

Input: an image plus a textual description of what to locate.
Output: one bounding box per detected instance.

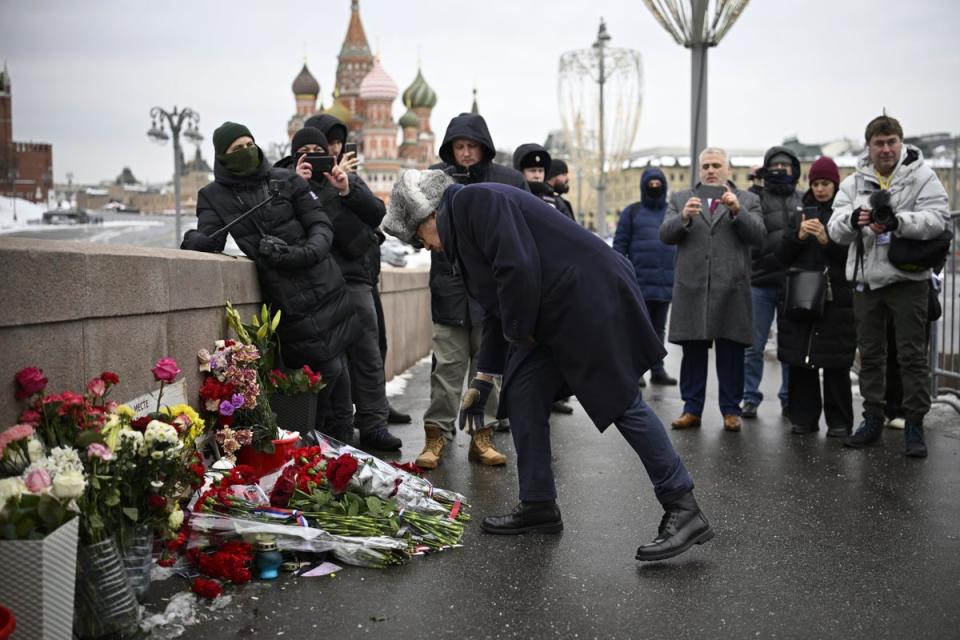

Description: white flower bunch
[31,446,84,477]
[0,476,26,503]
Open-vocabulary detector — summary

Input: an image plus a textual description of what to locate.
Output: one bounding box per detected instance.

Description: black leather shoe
[826,425,851,438]
[387,405,412,424]
[550,401,574,415]
[791,423,819,434]
[843,414,884,449]
[359,426,402,451]
[741,402,758,418]
[649,371,678,386]
[904,420,928,458]
[635,492,714,562]
[480,501,563,535]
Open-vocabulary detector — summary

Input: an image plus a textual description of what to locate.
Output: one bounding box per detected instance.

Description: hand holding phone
[696,184,726,201]
[305,153,337,176]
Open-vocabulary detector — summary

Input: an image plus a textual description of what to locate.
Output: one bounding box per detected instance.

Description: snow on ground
[385,355,430,396]
[0,195,47,228]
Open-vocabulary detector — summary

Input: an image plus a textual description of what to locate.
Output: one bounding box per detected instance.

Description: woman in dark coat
[181,121,357,443]
[776,156,855,437]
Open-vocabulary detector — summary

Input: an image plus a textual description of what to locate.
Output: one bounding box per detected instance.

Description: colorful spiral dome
[358,57,398,101]
[402,67,437,109]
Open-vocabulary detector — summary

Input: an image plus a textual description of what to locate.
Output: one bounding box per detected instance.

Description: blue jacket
[612,167,675,302]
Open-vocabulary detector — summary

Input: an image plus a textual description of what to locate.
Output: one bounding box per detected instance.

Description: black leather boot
[635,492,713,562]
[904,420,928,458]
[843,414,884,449]
[480,501,563,535]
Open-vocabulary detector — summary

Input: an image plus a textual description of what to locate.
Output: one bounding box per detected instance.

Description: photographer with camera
[827,114,950,457]
[275,127,401,452]
[181,121,357,445]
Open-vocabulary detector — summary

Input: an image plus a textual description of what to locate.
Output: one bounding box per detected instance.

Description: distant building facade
[0,62,53,203]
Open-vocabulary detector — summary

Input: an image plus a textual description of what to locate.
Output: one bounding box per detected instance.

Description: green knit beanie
[213,121,254,156]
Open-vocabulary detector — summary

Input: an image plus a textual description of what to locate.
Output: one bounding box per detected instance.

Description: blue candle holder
[255,539,283,580]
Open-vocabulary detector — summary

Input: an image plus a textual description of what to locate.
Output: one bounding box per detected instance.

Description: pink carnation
[0,424,35,457]
[86,377,107,398]
[86,443,114,462]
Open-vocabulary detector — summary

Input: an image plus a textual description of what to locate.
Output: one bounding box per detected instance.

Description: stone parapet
[0,238,430,426]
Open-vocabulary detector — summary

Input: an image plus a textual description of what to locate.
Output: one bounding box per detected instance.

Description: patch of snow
[0,195,47,229]
[385,355,430,397]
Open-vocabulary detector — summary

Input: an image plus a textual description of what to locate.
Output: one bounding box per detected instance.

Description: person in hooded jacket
[180,121,357,444]
[275,127,401,452]
[741,146,801,419]
[613,167,677,386]
[775,156,855,437]
[514,143,575,222]
[412,113,529,471]
[305,114,412,427]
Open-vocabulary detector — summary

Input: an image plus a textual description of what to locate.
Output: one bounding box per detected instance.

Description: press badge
[876,232,891,245]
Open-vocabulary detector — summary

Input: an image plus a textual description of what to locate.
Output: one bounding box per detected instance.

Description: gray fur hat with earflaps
[382,169,455,245]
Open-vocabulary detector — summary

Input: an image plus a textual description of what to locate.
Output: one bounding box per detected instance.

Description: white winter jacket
[827,144,950,289]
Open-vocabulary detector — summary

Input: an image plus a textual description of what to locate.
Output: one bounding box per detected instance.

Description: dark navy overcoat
[436,182,666,431]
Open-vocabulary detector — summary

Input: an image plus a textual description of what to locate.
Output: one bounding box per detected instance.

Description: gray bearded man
[381,169,715,562]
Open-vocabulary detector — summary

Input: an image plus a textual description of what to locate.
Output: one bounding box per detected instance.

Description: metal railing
[929,211,960,408]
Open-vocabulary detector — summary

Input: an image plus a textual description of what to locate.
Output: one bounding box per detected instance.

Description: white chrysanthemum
[0,476,26,502]
[144,421,179,449]
[47,446,84,476]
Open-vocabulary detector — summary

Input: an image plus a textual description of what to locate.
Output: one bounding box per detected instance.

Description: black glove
[272,245,317,269]
[181,229,219,252]
[850,207,865,230]
[458,378,494,434]
[258,234,290,264]
[883,214,899,232]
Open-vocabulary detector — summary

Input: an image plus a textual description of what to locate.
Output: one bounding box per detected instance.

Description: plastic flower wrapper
[187,512,409,568]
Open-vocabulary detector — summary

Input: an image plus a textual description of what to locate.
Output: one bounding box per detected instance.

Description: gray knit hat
[383,169,455,245]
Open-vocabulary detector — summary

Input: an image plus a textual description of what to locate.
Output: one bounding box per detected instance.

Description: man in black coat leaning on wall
[411,113,529,471]
[181,121,357,445]
[383,169,714,562]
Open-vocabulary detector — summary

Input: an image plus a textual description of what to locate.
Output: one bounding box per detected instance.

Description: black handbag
[784,267,828,321]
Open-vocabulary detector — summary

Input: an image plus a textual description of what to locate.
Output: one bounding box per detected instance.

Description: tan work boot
[469,426,507,466]
[415,424,445,470]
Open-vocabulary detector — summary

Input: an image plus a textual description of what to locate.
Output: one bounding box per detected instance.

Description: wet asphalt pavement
[144,346,960,639]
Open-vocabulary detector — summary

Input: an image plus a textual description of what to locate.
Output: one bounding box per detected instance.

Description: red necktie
[709,199,719,215]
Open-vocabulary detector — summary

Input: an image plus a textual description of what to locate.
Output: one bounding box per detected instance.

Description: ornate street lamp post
[643,0,749,187]
[147,106,203,246]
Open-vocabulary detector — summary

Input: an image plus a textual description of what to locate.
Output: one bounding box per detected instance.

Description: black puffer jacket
[427,113,529,327]
[275,155,385,286]
[529,181,575,221]
[776,190,855,369]
[752,146,803,288]
[183,154,356,367]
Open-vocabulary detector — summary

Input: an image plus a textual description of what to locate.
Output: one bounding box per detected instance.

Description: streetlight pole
[147,106,203,247]
[593,19,611,240]
[8,168,17,223]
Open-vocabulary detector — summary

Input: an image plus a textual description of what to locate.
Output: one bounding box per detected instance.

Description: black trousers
[645,299,670,375]
[787,365,854,431]
[345,283,389,435]
[314,352,353,437]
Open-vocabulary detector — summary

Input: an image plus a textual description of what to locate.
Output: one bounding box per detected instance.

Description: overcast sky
[2,0,958,185]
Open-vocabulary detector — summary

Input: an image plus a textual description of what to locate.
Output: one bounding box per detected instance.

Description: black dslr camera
[868,189,897,227]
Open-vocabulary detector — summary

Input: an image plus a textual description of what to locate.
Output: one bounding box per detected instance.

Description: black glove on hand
[258,234,290,264]
[181,229,219,252]
[850,207,865,230]
[458,378,494,435]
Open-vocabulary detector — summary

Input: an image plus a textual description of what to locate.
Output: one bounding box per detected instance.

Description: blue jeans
[507,346,693,505]
[743,286,789,407]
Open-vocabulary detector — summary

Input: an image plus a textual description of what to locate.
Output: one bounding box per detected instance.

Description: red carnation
[100,371,120,385]
[15,367,48,400]
[325,453,359,494]
[148,495,167,510]
[191,577,222,599]
[131,416,152,432]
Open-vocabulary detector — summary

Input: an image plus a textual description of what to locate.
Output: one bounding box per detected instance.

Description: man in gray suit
[660,148,765,432]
